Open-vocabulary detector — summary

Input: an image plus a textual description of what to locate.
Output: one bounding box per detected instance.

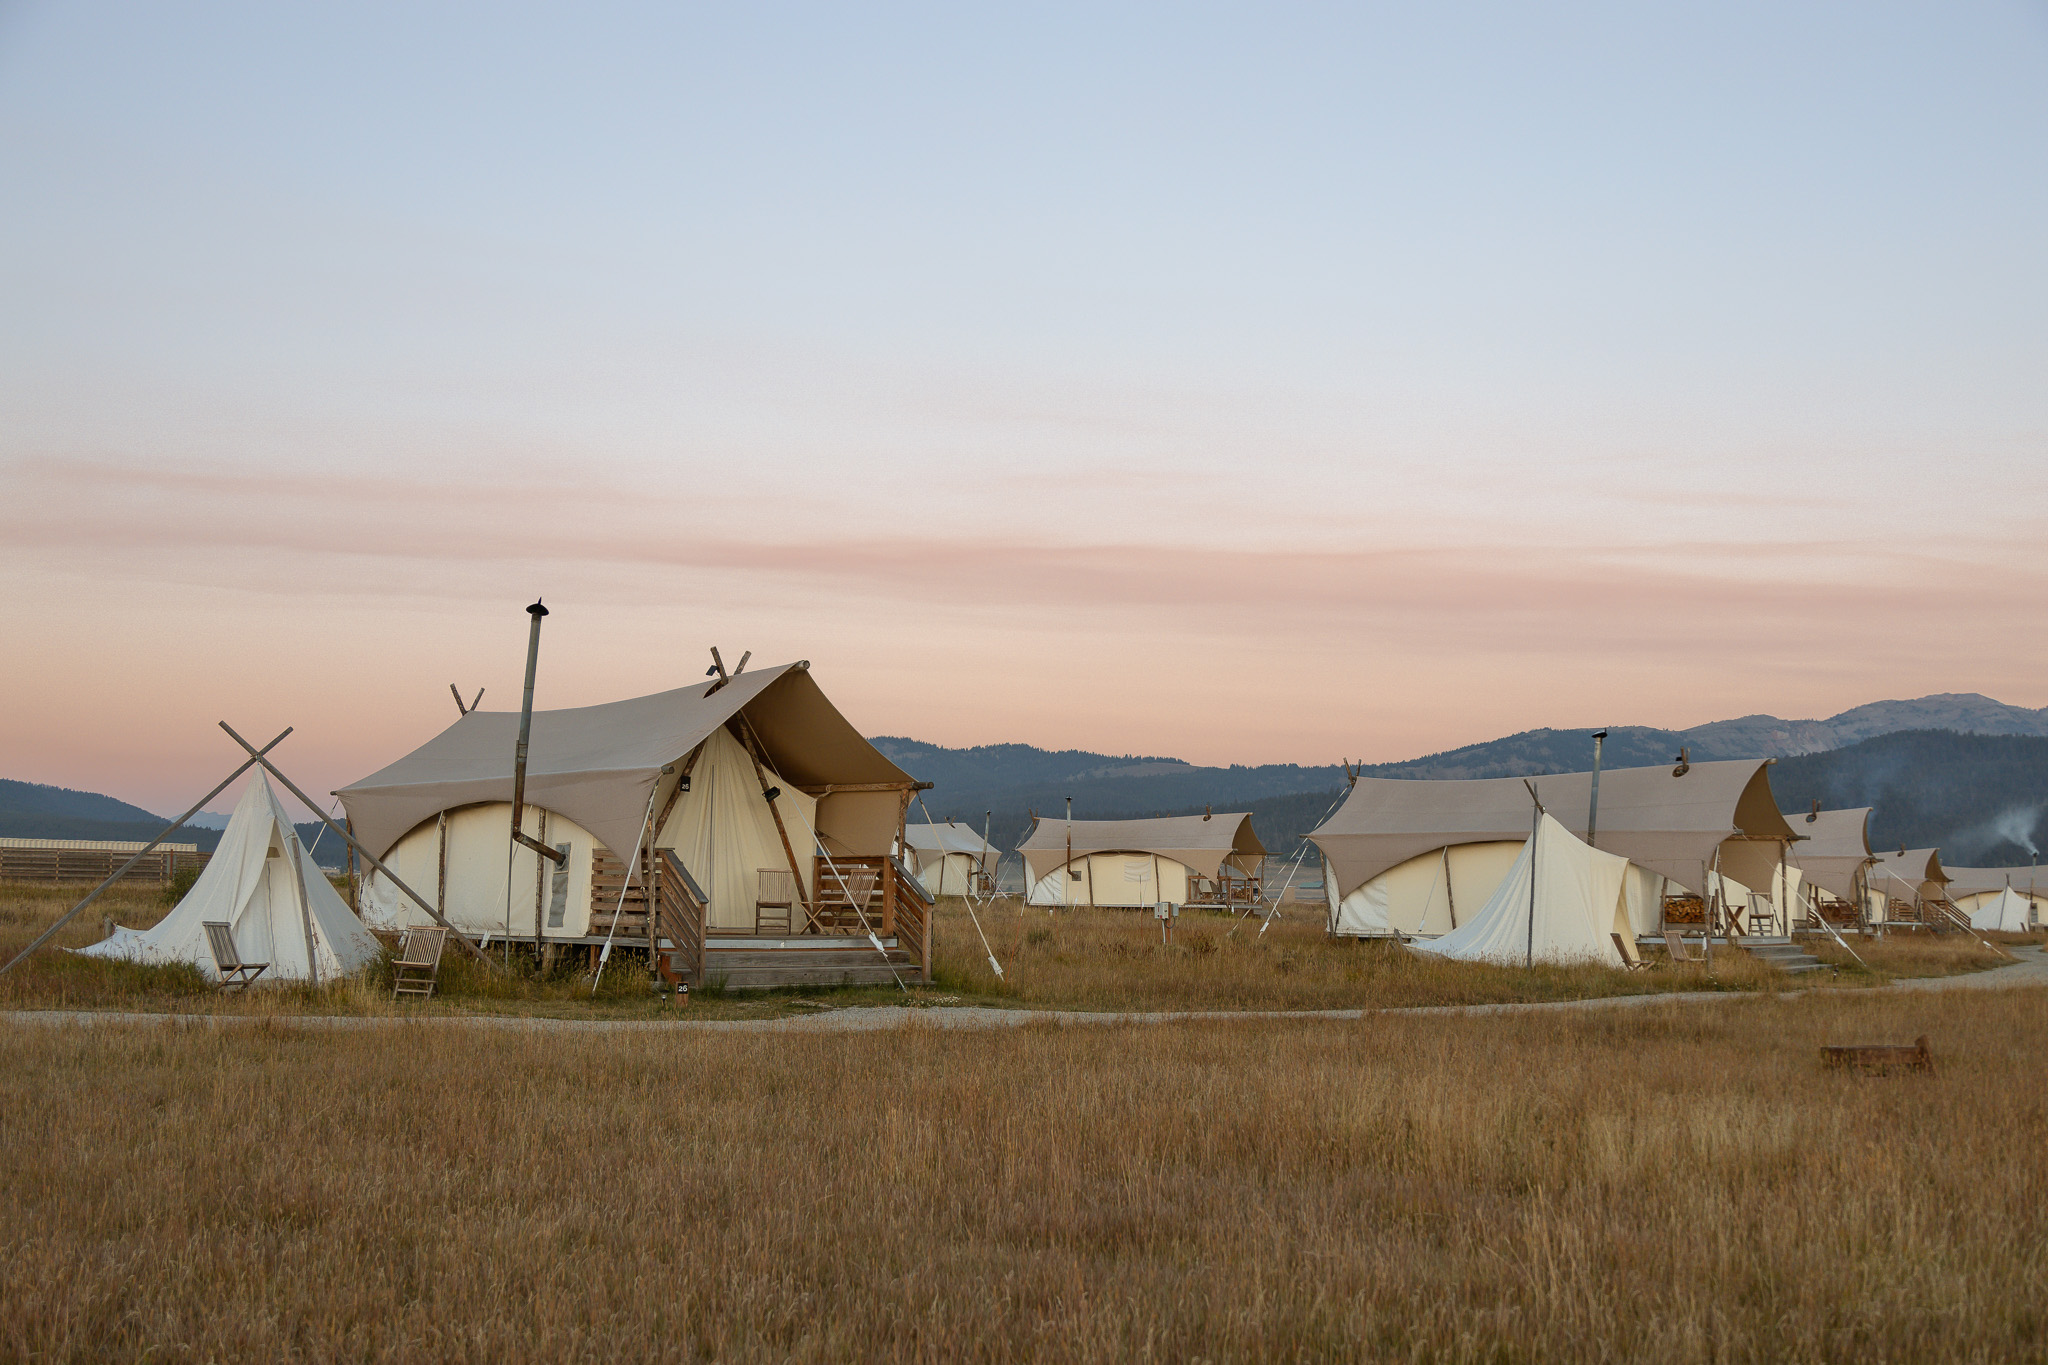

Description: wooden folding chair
[1663,930,1708,965]
[392,925,448,998]
[755,868,797,936]
[202,921,268,991]
[815,866,879,933]
[1611,932,1651,971]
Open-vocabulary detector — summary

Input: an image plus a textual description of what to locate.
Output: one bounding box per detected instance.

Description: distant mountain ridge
[0,779,338,865]
[877,692,2048,856]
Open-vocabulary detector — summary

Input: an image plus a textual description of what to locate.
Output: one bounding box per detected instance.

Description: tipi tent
[1019,813,1264,907]
[80,776,379,983]
[903,821,998,898]
[1970,886,2032,933]
[1410,814,1636,968]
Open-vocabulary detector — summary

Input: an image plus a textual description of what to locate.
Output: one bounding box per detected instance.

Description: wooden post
[346,816,359,914]
[881,858,897,938]
[435,812,449,927]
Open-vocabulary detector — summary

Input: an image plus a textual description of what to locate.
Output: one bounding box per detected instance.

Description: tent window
[546,842,572,928]
[1123,859,1151,883]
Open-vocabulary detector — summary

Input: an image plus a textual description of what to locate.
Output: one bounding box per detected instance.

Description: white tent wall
[1411,815,1633,968]
[82,776,379,982]
[1969,887,2034,933]
[911,851,983,897]
[656,726,817,932]
[360,803,600,938]
[1953,888,2045,926]
[1027,853,1194,907]
[1621,863,1668,937]
[1330,842,1523,938]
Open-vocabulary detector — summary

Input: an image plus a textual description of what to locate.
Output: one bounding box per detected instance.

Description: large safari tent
[1942,865,2043,930]
[1310,760,1798,941]
[1019,813,1265,909]
[338,662,936,987]
[1783,806,1876,925]
[902,820,1000,898]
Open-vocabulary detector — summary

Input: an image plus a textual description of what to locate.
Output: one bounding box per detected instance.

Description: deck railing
[811,854,932,982]
[654,850,707,984]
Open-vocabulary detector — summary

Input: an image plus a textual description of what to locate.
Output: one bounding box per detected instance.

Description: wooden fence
[0,845,210,885]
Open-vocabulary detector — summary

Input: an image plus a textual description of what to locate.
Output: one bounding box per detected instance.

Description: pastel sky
[3,2,2046,818]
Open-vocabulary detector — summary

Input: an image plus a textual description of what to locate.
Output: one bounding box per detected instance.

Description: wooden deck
[583,846,934,988]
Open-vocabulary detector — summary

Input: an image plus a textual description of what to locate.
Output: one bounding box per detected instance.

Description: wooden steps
[703,946,914,990]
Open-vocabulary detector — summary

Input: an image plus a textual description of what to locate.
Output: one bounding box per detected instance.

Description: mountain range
[0,779,341,866]
[876,693,2048,861]
[7,693,2046,873]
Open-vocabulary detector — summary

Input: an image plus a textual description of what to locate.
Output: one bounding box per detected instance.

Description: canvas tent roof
[337,663,913,862]
[80,776,379,982]
[1970,886,2032,933]
[1309,760,1793,902]
[1018,813,1264,882]
[905,822,999,861]
[1942,865,2048,899]
[1869,847,1947,902]
[1785,806,1874,901]
[1410,814,1632,968]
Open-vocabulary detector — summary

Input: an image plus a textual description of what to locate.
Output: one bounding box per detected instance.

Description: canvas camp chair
[392,925,448,999]
[1611,932,1651,972]
[755,868,797,936]
[202,921,268,991]
[1663,930,1708,966]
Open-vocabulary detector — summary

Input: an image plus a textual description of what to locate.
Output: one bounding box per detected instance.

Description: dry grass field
[0,882,2016,1021]
[4,985,2046,1362]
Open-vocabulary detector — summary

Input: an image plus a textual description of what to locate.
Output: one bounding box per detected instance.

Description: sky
[2,1,2045,818]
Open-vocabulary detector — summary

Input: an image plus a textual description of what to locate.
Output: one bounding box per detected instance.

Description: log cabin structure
[337,661,934,989]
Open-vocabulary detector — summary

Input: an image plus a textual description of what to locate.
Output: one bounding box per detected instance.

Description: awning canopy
[905,821,1000,866]
[1308,759,1793,901]
[337,663,913,862]
[1869,847,1948,902]
[1785,806,1874,901]
[1944,864,2048,899]
[1018,813,1264,882]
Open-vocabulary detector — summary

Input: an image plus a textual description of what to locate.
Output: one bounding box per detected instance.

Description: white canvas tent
[1018,813,1264,907]
[903,821,998,898]
[1314,760,1794,938]
[80,776,380,983]
[339,663,923,941]
[1944,865,2045,929]
[1970,886,2033,933]
[1410,814,1636,968]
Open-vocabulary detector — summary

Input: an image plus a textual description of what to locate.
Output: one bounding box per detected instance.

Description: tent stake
[217,722,498,969]
[0,727,292,977]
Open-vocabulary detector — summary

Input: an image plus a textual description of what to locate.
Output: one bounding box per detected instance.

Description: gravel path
[7,947,2043,1036]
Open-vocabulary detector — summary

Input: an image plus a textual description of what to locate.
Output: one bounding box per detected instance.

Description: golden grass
[2,986,2045,1361]
[0,882,2016,1021]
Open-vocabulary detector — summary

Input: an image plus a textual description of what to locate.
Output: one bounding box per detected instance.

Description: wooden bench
[202,921,268,992]
[392,925,448,998]
[1822,1036,1934,1075]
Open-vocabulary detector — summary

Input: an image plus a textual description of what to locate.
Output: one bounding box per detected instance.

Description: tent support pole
[734,718,815,927]
[218,723,498,969]
[0,727,292,978]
